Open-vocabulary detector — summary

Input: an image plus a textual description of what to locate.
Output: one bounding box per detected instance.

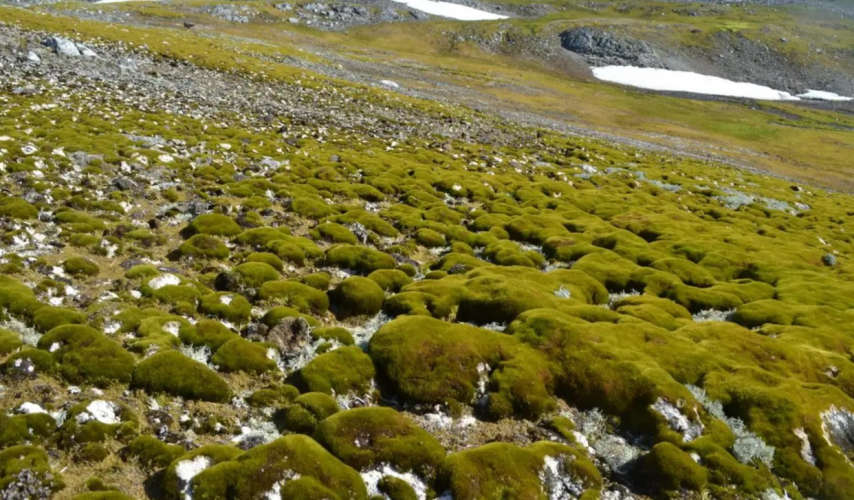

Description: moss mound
[37,324,135,385]
[328,276,385,318]
[132,350,231,402]
[315,407,445,475]
[293,346,375,394]
[188,435,367,499]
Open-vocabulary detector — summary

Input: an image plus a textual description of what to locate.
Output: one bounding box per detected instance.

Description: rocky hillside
[0,1,853,500]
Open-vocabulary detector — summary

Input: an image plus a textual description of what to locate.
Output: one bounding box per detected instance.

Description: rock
[43,36,81,57]
[112,177,137,191]
[559,27,660,67]
[26,50,40,64]
[822,253,837,267]
[0,469,54,500]
[78,44,97,57]
[265,317,311,353]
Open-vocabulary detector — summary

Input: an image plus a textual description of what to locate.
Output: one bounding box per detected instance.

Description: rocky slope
[0,2,853,500]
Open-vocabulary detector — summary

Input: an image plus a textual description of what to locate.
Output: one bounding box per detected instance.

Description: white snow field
[592,66,799,101]
[797,89,853,102]
[391,0,508,20]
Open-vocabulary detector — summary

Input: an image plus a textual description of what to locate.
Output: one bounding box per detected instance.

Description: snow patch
[798,89,852,102]
[148,273,181,290]
[592,66,799,101]
[76,400,121,425]
[361,464,429,500]
[175,456,212,500]
[16,402,47,414]
[391,0,508,20]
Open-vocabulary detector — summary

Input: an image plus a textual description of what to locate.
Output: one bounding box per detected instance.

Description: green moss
[125,435,185,469]
[329,276,385,318]
[0,413,56,447]
[731,299,796,328]
[0,445,62,492]
[71,492,135,500]
[277,403,320,434]
[314,222,358,244]
[32,305,85,333]
[291,196,336,219]
[63,256,100,277]
[211,337,276,373]
[178,234,230,259]
[315,407,444,476]
[367,269,413,292]
[125,264,159,279]
[162,445,243,499]
[294,346,375,394]
[37,324,135,385]
[233,261,280,287]
[0,196,38,219]
[198,292,251,323]
[652,257,716,288]
[280,477,341,499]
[301,271,332,290]
[245,251,284,271]
[0,327,22,354]
[132,350,231,402]
[187,435,367,499]
[184,213,241,236]
[261,305,318,327]
[441,441,597,500]
[325,244,396,274]
[312,326,354,346]
[637,442,707,494]
[178,319,238,350]
[295,392,340,420]
[370,316,554,417]
[259,280,329,314]
[2,347,56,375]
[378,476,417,500]
[415,227,446,247]
[247,383,299,407]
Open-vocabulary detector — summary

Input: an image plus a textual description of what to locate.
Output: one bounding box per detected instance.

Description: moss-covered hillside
[0,2,853,500]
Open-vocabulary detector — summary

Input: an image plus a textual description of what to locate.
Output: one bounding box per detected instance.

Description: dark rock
[112,177,137,191]
[42,36,80,57]
[559,27,660,67]
[264,317,311,353]
[823,253,838,267]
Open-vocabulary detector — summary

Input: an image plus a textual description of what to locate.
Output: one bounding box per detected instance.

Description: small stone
[822,253,837,267]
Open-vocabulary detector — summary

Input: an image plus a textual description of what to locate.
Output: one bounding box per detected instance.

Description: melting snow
[592,66,799,101]
[148,273,181,290]
[798,89,852,102]
[17,402,47,414]
[361,464,429,500]
[391,0,508,20]
[175,456,212,500]
[76,400,121,425]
